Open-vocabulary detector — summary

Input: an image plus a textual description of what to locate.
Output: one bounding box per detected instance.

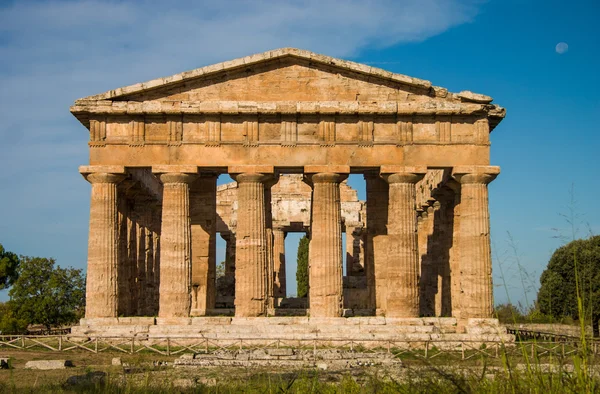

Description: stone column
[453,166,499,319]
[157,172,198,318]
[306,173,347,317]
[273,228,287,298]
[223,232,236,278]
[233,173,269,317]
[190,174,217,316]
[345,225,355,276]
[83,172,126,318]
[418,205,436,317]
[382,168,425,318]
[364,173,389,313]
[117,186,132,316]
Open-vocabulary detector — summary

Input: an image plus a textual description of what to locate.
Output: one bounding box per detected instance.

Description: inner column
[233,173,269,317]
[272,227,287,298]
[307,172,347,317]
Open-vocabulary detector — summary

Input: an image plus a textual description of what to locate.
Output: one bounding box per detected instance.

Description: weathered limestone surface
[25,360,73,370]
[382,169,425,317]
[453,166,499,319]
[156,172,197,318]
[365,173,389,313]
[234,173,269,317]
[272,228,286,297]
[190,175,217,316]
[83,172,125,318]
[307,173,347,317]
[74,48,506,340]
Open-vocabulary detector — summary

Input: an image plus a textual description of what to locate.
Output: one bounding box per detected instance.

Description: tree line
[0,244,85,334]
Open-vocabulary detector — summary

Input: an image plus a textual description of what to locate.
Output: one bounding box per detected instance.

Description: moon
[556,42,568,54]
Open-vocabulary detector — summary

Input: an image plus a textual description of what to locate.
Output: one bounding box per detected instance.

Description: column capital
[85,173,127,184]
[382,172,425,184]
[380,166,426,184]
[304,172,348,185]
[233,172,272,184]
[159,173,198,185]
[452,166,500,185]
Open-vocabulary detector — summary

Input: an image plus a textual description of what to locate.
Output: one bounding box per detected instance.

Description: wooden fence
[1,335,598,361]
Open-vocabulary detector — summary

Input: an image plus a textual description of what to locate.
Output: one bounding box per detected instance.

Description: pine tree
[296,235,309,298]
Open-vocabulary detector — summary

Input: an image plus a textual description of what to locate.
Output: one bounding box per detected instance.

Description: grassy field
[1,344,599,393]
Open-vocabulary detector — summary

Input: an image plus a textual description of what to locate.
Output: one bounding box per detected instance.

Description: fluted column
[273,228,287,298]
[364,173,389,312]
[307,173,347,317]
[382,170,424,318]
[157,172,197,318]
[190,175,217,316]
[453,167,499,318]
[84,172,126,318]
[234,173,269,317]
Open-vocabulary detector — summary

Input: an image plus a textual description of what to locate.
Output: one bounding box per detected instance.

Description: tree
[537,235,600,336]
[0,243,20,289]
[216,261,225,279]
[0,302,28,334]
[296,235,309,298]
[8,256,86,330]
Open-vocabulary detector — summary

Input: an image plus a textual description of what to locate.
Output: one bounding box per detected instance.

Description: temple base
[72,317,514,349]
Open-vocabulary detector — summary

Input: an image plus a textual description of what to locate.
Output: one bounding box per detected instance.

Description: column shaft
[273,229,286,298]
[308,173,346,317]
[158,173,196,318]
[384,172,423,317]
[84,173,124,318]
[234,173,268,317]
[364,174,389,312]
[190,175,217,316]
[455,172,497,318]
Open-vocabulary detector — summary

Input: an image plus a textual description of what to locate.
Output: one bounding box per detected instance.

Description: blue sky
[0,0,598,308]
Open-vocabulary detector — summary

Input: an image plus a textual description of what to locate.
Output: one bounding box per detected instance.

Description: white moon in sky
[556,42,569,54]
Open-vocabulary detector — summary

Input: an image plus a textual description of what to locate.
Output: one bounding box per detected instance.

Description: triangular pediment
[75,48,495,105]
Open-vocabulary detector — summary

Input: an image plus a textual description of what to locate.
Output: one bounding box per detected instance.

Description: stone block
[267,348,294,357]
[111,357,122,366]
[25,360,73,370]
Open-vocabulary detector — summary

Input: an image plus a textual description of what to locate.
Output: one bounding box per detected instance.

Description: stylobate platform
[72,317,515,349]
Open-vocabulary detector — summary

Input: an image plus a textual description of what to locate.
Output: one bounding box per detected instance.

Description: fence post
[425,341,429,359]
[387,341,390,354]
[21,336,25,349]
[531,343,534,359]
[166,338,170,356]
[131,337,135,354]
[58,336,62,351]
[461,343,465,360]
[495,343,498,358]
[205,338,208,354]
[94,337,98,353]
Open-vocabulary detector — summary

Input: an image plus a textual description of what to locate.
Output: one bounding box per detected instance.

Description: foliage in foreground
[0,362,599,394]
[0,256,85,333]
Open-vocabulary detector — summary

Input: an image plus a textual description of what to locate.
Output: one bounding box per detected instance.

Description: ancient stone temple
[71,48,510,341]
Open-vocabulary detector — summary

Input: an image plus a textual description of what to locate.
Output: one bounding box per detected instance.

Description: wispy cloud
[0,0,483,269]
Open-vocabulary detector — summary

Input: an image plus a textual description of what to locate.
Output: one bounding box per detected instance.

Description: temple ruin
[71,48,511,341]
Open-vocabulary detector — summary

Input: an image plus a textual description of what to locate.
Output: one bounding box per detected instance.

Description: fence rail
[1,335,599,360]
